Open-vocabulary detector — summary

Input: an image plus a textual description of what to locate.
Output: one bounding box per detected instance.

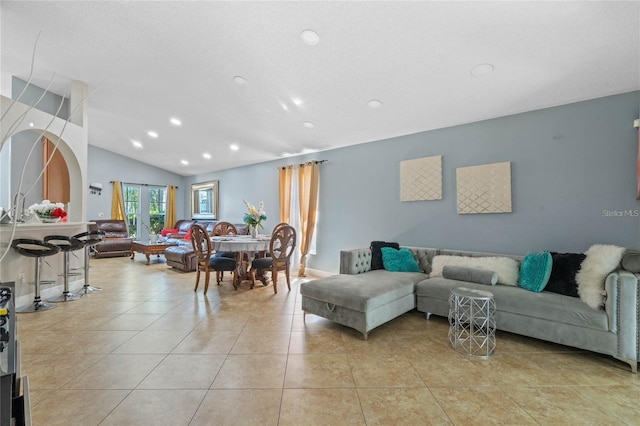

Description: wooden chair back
[211,221,237,236]
[249,225,296,294]
[270,225,296,269]
[190,224,213,292]
[272,222,288,234]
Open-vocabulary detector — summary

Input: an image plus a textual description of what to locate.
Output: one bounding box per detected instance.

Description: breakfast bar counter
[0,222,93,309]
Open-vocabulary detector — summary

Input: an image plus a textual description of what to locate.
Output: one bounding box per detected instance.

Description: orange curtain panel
[111,180,126,221]
[279,166,292,224]
[298,161,319,277]
[166,185,177,228]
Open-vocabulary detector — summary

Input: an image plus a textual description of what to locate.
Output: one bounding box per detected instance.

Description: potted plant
[142,220,164,243]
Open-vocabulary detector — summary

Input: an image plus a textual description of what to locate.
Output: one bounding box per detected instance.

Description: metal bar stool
[11,239,61,312]
[43,235,85,302]
[72,230,104,294]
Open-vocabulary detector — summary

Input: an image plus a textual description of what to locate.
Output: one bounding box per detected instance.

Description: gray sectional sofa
[300,246,640,373]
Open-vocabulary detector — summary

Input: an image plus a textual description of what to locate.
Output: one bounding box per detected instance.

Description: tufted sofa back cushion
[91,220,128,238]
[403,247,439,274]
[340,246,440,274]
[340,248,372,274]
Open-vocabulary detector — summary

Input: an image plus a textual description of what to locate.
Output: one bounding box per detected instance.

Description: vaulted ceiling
[2,1,638,176]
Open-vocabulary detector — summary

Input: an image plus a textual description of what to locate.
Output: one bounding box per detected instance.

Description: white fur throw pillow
[576,244,625,310]
[430,255,519,286]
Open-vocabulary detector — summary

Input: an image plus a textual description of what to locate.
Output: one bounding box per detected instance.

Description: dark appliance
[0,283,26,425]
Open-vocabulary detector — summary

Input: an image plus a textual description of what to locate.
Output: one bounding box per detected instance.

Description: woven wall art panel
[456,161,512,214]
[400,155,442,201]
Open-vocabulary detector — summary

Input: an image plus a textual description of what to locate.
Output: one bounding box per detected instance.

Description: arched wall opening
[6,130,83,222]
[1,94,88,222]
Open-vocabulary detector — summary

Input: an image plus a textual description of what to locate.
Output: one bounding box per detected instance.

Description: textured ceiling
[2,1,639,176]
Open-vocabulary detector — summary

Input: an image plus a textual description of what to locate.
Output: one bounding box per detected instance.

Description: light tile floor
[18,256,640,425]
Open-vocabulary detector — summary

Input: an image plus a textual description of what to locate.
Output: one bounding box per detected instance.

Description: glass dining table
[210,235,271,289]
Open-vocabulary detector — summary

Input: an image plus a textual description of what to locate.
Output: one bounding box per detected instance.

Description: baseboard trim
[304,268,334,278]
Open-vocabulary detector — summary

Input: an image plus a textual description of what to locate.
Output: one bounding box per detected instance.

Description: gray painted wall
[187,91,640,273]
[12,77,70,120]
[86,145,186,238]
[9,130,45,211]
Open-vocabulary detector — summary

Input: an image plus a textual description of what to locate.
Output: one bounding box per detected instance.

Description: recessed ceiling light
[233,76,247,85]
[147,131,158,138]
[367,99,383,108]
[131,140,143,149]
[301,29,319,45]
[230,144,239,151]
[302,121,315,129]
[170,117,182,126]
[28,122,34,127]
[181,160,189,165]
[202,153,212,159]
[292,98,303,107]
[281,103,289,111]
[471,63,495,78]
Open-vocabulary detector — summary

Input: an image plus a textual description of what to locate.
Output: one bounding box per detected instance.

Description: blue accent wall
[182,91,640,272]
[9,130,43,209]
[12,77,70,120]
[86,145,186,229]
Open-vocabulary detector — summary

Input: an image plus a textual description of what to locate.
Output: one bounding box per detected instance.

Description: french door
[123,185,167,239]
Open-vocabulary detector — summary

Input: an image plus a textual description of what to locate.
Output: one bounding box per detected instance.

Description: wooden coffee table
[130,241,178,265]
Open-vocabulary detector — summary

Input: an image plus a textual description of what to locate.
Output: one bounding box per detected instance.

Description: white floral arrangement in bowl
[28,200,67,223]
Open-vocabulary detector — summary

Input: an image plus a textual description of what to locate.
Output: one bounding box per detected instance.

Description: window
[124,185,140,238]
[149,187,166,233]
[124,185,167,238]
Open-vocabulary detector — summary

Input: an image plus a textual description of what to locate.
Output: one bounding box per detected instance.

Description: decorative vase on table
[149,234,158,244]
[243,200,267,239]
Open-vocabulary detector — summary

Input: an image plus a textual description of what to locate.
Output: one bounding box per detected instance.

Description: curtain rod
[278,160,327,170]
[110,181,179,189]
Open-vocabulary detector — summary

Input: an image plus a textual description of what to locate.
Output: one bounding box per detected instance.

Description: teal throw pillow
[381,247,421,272]
[518,251,553,292]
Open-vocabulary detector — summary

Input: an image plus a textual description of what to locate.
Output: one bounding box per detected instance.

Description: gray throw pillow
[442,265,498,286]
[621,250,640,273]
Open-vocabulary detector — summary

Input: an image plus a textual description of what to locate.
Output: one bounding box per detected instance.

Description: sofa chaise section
[300,246,435,339]
[300,270,426,339]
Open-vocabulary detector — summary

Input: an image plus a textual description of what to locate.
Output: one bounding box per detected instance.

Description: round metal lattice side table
[448,287,496,358]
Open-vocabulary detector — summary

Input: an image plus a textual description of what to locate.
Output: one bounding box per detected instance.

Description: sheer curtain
[288,166,301,271]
